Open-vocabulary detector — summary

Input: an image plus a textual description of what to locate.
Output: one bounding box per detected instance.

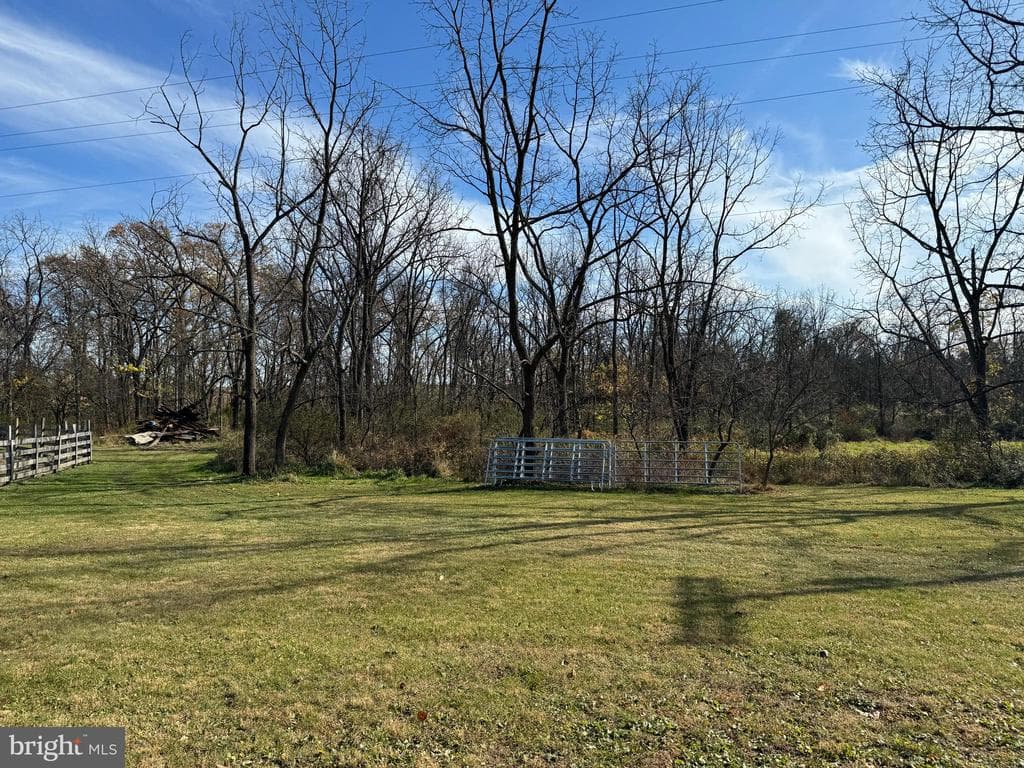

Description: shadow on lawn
[1,506,1020,645]
[676,576,743,645]
[670,566,1024,646]
[3,450,1024,639]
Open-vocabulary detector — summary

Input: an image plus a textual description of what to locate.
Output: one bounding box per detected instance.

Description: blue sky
[0,0,914,292]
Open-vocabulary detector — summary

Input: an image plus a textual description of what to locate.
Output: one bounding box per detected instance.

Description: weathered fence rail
[485,437,742,489]
[2,422,93,487]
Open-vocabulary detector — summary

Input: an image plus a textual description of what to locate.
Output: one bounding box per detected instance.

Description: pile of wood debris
[125,405,219,447]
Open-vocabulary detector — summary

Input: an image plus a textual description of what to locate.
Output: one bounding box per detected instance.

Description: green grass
[831,439,934,456]
[1,448,1023,767]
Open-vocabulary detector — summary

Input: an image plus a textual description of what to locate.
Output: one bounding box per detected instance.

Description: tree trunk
[665,366,691,443]
[551,344,571,437]
[519,362,537,438]
[761,443,775,487]
[241,331,258,477]
[336,354,348,449]
[972,384,991,445]
[273,356,314,471]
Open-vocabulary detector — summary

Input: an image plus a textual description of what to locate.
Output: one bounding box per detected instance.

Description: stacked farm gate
[485,437,742,489]
[485,437,615,489]
[2,422,93,487]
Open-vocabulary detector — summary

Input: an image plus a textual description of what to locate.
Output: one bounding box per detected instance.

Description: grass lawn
[1,448,1022,767]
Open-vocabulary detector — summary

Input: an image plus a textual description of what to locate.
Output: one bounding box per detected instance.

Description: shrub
[744,441,1024,488]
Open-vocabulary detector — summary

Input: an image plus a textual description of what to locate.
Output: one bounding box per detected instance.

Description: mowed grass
[0,449,1022,767]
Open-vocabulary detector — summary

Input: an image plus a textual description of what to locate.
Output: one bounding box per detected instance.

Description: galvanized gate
[485,437,742,489]
[484,437,615,489]
[613,440,742,487]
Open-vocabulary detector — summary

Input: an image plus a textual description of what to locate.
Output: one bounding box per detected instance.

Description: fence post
[5,425,11,485]
[33,423,39,477]
[56,426,62,474]
[86,420,92,464]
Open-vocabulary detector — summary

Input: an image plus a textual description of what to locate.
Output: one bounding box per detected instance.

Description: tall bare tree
[145,0,372,474]
[857,53,1024,440]
[422,0,649,437]
[636,75,815,442]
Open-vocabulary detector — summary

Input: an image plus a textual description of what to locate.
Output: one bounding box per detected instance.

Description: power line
[0,123,236,154]
[0,83,868,202]
[697,37,925,71]
[735,84,859,106]
[0,171,217,200]
[559,0,723,26]
[0,1,729,114]
[622,19,905,60]
[0,39,902,155]
[0,164,854,219]
[0,15,910,141]
[0,85,868,156]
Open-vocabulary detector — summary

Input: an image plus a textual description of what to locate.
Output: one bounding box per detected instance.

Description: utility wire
[0,165,854,220]
[558,0,723,26]
[688,38,924,72]
[621,19,904,60]
[0,0,729,113]
[0,16,910,140]
[0,38,904,155]
[0,172,217,200]
[0,83,867,202]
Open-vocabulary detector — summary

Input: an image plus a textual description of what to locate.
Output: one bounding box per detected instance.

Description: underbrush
[211,418,1024,487]
[212,412,487,480]
[746,441,1024,487]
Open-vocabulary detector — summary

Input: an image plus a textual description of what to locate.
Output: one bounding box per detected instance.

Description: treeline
[3,0,1024,480]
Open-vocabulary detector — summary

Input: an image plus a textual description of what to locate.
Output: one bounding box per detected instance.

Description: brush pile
[125,404,219,447]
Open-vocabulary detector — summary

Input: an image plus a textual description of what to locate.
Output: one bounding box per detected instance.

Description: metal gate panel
[485,437,742,489]
[485,437,614,489]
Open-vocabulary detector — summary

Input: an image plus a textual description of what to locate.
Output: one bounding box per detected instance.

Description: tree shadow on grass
[675,576,743,645]
[3,451,1024,641]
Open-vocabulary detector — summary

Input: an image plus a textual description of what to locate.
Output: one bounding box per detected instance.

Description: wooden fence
[1,422,93,487]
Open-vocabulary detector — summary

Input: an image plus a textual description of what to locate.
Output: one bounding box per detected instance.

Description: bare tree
[636,74,816,442]
[856,55,1024,441]
[265,2,376,470]
[0,216,57,422]
[330,127,459,445]
[145,0,372,474]
[422,0,652,437]
[910,1,1024,136]
[749,298,832,486]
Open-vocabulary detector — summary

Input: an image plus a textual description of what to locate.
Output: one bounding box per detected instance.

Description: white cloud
[836,56,893,82]
[746,199,864,297]
[0,12,185,154]
[740,115,869,296]
[0,9,280,217]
